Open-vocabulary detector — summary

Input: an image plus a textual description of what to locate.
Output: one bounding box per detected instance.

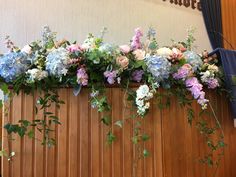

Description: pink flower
[171,48,183,60]
[77,68,88,86]
[116,56,129,69]
[104,70,117,84]
[67,44,82,53]
[131,28,143,50]
[133,49,145,60]
[119,45,131,54]
[173,64,192,79]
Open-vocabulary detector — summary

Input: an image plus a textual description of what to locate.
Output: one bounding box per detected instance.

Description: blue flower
[145,55,171,82]
[183,51,203,71]
[0,52,30,82]
[45,47,70,77]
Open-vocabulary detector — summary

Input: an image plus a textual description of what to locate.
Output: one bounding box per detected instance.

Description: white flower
[156,47,173,58]
[144,102,150,109]
[208,64,219,72]
[136,98,144,107]
[136,85,150,99]
[26,68,48,82]
[81,36,95,50]
[21,45,32,54]
[200,71,211,82]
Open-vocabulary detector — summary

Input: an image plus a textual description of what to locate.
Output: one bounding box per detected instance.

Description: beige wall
[0,0,211,52]
[0,0,211,99]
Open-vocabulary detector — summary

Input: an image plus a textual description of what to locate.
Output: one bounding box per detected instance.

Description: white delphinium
[26,68,48,83]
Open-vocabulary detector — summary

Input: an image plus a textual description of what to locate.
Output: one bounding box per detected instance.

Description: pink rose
[119,45,131,54]
[116,56,129,69]
[67,44,82,52]
[133,49,145,60]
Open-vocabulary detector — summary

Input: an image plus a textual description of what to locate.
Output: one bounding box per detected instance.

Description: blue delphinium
[145,55,171,82]
[0,51,30,82]
[183,51,203,71]
[45,47,70,78]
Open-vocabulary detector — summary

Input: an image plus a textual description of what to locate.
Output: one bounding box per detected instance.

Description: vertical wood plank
[22,93,34,177]
[57,89,69,177]
[68,89,79,177]
[79,89,89,177]
[112,88,122,177]
[11,93,23,177]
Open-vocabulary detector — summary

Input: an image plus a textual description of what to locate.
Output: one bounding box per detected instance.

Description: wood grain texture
[1,88,236,177]
[221,0,236,49]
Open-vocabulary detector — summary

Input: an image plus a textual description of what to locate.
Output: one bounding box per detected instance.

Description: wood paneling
[1,88,236,177]
[221,0,236,49]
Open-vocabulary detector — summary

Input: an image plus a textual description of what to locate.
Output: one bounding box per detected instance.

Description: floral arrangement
[0,26,226,167]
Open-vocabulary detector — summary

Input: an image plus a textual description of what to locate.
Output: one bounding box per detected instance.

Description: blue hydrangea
[183,51,203,71]
[0,52,30,82]
[145,55,171,82]
[45,47,70,77]
[99,43,115,55]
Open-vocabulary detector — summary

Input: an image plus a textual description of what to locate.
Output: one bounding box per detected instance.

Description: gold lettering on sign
[163,0,202,11]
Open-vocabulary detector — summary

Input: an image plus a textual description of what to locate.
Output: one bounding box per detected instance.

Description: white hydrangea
[26,68,48,83]
[135,84,154,116]
[136,85,150,99]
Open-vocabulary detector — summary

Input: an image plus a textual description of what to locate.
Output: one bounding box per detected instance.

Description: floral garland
[0,26,226,168]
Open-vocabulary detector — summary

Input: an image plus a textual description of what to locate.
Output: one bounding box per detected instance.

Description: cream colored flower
[116,56,129,69]
[156,47,173,58]
[133,49,145,60]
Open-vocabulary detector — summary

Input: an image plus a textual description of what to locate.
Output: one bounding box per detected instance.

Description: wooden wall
[221,0,236,49]
[1,88,236,177]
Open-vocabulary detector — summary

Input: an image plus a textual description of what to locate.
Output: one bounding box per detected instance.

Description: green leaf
[148,41,158,50]
[143,149,150,157]
[101,116,111,126]
[132,136,139,144]
[0,150,7,157]
[1,83,9,94]
[27,130,35,139]
[142,134,150,142]
[107,131,116,145]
